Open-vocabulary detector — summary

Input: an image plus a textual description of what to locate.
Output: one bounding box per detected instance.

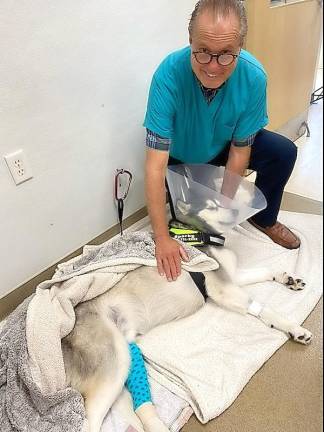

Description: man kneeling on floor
[144,0,301,282]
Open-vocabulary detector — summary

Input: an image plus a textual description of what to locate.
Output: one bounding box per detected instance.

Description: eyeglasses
[193,51,239,66]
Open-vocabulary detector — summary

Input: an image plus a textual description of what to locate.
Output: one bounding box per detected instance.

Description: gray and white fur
[62,244,311,432]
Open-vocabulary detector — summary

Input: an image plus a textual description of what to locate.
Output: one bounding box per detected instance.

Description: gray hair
[189,0,248,43]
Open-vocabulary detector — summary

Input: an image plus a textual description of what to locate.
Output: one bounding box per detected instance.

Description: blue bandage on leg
[126,343,152,411]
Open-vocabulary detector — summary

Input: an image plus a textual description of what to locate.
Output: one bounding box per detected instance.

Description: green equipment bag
[168,220,225,247]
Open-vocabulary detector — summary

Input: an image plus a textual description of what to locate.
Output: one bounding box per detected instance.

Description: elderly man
[144,0,300,282]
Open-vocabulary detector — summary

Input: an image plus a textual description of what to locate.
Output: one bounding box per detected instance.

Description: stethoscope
[114,169,133,236]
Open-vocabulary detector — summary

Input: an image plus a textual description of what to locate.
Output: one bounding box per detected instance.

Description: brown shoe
[249,220,301,249]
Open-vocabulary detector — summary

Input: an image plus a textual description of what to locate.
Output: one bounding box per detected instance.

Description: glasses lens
[218,54,235,66]
[194,52,212,64]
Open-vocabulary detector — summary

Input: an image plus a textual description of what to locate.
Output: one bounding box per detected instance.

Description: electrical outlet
[4,150,33,185]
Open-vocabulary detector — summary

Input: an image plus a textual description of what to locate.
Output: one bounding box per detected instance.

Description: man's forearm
[221,145,251,200]
[145,150,188,280]
[145,169,170,238]
[226,144,251,175]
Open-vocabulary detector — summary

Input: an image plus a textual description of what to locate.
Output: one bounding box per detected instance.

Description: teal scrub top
[144,46,269,163]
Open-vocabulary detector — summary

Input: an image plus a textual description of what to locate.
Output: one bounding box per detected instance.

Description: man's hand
[155,235,189,282]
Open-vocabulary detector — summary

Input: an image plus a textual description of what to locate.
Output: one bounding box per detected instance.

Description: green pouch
[168,220,225,247]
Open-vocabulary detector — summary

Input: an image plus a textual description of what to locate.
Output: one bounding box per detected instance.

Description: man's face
[190,12,242,89]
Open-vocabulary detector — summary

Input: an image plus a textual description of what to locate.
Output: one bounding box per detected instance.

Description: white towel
[25,232,218,395]
[138,211,323,423]
[1,211,321,431]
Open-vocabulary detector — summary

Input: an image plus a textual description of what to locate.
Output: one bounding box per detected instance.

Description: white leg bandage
[248,300,263,317]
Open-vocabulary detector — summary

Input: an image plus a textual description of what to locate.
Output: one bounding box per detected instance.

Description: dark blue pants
[168,129,297,227]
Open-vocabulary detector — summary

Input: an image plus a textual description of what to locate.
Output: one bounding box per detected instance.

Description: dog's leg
[204,246,238,283]
[236,268,306,291]
[204,270,251,315]
[206,246,306,292]
[252,303,313,345]
[84,375,126,432]
[66,312,131,432]
[235,267,274,286]
[204,271,313,345]
[136,404,170,432]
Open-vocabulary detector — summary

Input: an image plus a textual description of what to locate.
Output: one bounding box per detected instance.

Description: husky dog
[176,198,238,234]
[174,177,256,235]
[62,204,312,432]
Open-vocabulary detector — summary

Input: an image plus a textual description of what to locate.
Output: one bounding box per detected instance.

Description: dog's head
[176,199,238,234]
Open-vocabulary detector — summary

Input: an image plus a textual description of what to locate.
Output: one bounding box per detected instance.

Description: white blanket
[138,211,323,423]
[1,211,321,431]
[25,231,218,395]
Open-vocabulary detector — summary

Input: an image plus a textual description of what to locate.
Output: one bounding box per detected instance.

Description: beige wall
[245,0,323,131]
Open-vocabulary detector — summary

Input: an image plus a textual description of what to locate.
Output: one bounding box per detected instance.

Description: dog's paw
[274,272,306,291]
[288,326,313,345]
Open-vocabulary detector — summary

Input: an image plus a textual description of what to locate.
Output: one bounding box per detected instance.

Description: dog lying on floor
[61,238,312,432]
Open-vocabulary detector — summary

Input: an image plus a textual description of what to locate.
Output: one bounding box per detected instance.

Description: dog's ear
[176,200,191,215]
[206,199,217,209]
